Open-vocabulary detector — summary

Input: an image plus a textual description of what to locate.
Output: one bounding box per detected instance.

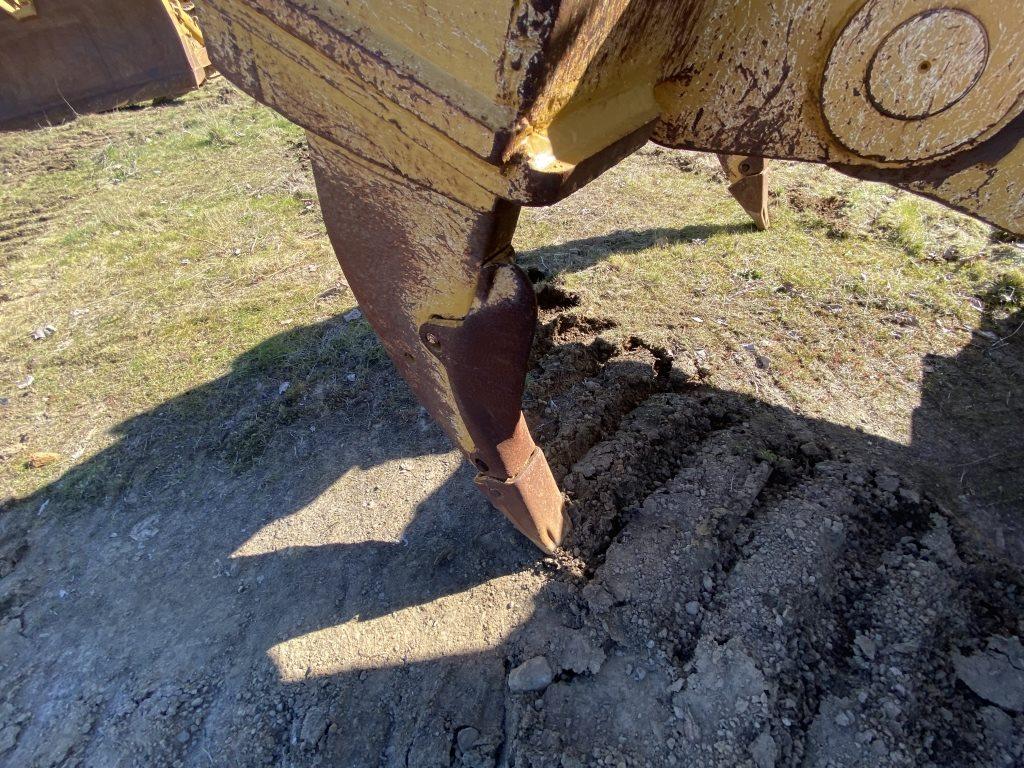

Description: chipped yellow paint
[162,0,211,69]
[326,0,512,104]
[200,0,525,212]
[163,0,205,46]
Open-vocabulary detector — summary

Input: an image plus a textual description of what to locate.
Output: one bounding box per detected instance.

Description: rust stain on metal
[475,448,569,554]
[68,0,1021,550]
[718,154,771,231]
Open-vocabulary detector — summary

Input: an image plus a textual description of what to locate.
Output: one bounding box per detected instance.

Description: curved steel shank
[308,135,568,552]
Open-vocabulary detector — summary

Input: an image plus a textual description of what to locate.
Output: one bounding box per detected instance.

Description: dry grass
[2,81,1022,503]
[1,83,372,500]
[516,148,1022,439]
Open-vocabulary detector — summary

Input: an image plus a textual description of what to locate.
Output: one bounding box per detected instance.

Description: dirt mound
[503,293,1024,768]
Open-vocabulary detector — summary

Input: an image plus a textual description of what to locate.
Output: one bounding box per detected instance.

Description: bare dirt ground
[1,89,1023,767]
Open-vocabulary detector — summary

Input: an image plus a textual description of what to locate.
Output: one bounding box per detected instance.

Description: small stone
[456,726,479,753]
[749,730,777,768]
[343,308,363,322]
[299,706,330,747]
[685,601,701,616]
[854,634,877,660]
[876,473,900,493]
[508,656,553,693]
[561,632,605,674]
[953,636,1024,711]
[0,722,21,753]
[129,515,160,543]
[897,487,921,504]
[175,729,190,744]
[799,441,824,460]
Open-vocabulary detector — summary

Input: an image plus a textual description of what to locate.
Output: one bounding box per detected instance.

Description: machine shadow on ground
[519,223,750,275]
[1,264,1022,764]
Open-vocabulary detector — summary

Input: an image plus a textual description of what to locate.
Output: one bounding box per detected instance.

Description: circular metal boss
[822,0,1024,163]
[867,10,987,120]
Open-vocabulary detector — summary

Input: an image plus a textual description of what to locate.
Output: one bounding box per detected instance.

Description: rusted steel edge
[419,261,568,552]
[475,447,568,554]
[717,154,770,230]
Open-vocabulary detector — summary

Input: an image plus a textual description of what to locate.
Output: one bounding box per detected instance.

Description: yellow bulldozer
[0,0,209,130]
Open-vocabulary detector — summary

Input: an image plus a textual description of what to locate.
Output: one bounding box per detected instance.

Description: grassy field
[2,79,1022,506]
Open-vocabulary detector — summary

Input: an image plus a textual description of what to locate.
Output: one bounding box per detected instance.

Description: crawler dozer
[0,0,209,130]
[43,0,1024,552]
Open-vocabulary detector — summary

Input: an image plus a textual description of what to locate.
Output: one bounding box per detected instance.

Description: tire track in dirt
[0,207,53,265]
